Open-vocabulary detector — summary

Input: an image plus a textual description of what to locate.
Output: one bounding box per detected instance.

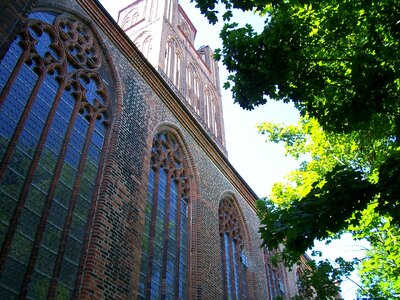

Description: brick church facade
[0,0,305,299]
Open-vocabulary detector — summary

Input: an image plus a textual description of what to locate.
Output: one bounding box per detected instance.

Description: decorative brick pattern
[0,0,38,60]
[0,0,302,299]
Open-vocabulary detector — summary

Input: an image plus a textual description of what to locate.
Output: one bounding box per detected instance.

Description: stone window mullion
[47,109,97,298]
[174,175,182,299]
[0,66,47,181]
[139,132,189,300]
[145,168,160,298]
[161,168,172,298]
[219,198,248,300]
[0,11,111,298]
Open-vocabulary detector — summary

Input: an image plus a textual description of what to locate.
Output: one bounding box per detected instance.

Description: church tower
[118,0,227,154]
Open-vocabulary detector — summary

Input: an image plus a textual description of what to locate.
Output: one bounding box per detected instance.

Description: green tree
[350,204,400,299]
[198,0,400,132]
[292,259,353,300]
[256,116,400,298]
[193,0,400,226]
[191,0,400,296]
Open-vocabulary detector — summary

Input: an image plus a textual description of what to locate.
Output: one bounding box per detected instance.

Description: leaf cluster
[203,0,400,134]
[291,259,349,300]
[256,116,400,297]
[257,115,400,247]
[258,165,376,256]
[191,0,400,295]
[349,205,400,299]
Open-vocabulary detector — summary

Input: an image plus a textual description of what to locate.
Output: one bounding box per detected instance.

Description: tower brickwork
[118,0,226,154]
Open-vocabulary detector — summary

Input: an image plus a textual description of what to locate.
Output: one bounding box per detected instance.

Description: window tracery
[138,132,189,300]
[134,32,153,60]
[204,88,218,136]
[164,38,182,91]
[264,249,286,299]
[0,11,110,298]
[219,197,248,300]
[185,64,200,114]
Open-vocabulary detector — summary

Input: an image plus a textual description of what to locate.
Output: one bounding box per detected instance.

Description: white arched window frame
[174,51,181,90]
[165,41,173,78]
[142,35,153,59]
[122,16,131,29]
[211,97,218,137]
[204,88,217,135]
[186,66,193,105]
[204,89,211,127]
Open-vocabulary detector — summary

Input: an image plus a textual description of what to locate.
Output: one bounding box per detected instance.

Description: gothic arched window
[187,66,200,115]
[219,197,248,300]
[264,249,286,299]
[0,11,111,298]
[204,88,218,136]
[165,41,173,78]
[138,132,189,300]
[186,65,193,104]
[134,32,153,60]
[174,51,181,90]
[164,39,182,91]
[142,36,153,59]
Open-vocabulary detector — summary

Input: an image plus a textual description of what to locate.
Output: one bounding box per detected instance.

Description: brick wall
[0,0,38,59]
[3,0,298,298]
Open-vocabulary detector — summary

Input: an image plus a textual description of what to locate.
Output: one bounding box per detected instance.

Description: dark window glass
[219,198,248,300]
[0,11,110,298]
[264,249,286,299]
[138,132,189,300]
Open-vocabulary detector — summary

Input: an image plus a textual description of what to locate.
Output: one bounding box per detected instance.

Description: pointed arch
[218,192,251,300]
[263,248,289,299]
[133,31,153,59]
[119,3,145,31]
[137,124,198,300]
[0,8,121,299]
[164,36,183,90]
[186,62,200,114]
[178,18,191,42]
[204,86,218,136]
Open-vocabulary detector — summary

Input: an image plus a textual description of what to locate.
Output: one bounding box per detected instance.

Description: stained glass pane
[232,239,239,299]
[27,271,51,299]
[139,132,189,299]
[220,198,247,300]
[224,233,232,300]
[0,10,109,298]
[0,36,23,93]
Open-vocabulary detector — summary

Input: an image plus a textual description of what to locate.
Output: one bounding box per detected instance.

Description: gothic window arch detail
[186,64,193,104]
[178,19,192,42]
[219,197,248,300]
[120,5,144,30]
[122,14,131,30]
[0,11,111,298]
[263,249,286,299]
[142,35,153,58]
[138,132,189,300]
[174,50,182,90]
[164,38,182,91]
[204,87,218,136]
[186,63,200,114]
[134,32,153,60]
